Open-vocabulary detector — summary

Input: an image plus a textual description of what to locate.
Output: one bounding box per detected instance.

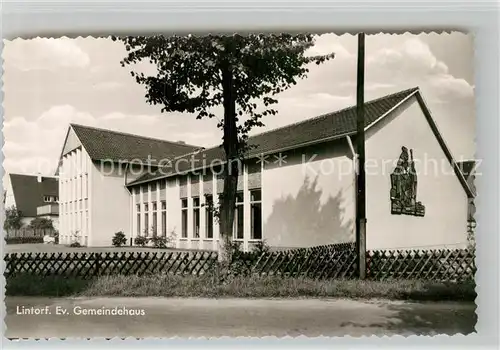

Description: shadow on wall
[264,175,354,248]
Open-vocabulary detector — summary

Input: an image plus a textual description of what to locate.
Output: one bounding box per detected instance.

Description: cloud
[3,38,90,71]
[307,34,353,59]
[2,105,220,177]
[2,33,476,177]
[93,81,123,90]
[365,38,474,103]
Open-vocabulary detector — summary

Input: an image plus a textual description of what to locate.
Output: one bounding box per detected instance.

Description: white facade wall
[89,161,134,246]
[129,142,357,252]
[364,96,469,250]
[262,141,356,249]
[59,143,91,246]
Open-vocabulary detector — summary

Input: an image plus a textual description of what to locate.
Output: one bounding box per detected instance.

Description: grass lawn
[5,273,476,302]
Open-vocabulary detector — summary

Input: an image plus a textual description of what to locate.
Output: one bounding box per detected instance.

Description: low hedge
[5,237,44,244]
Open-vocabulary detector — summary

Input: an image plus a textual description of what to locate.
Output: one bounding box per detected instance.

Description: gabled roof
[126,86,474,199]
[8,174,58,217]
[128,87,419,185]
[69,124,202,165]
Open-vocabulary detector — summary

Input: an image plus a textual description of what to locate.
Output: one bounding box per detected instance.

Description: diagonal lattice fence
[4,251,218,279]
[366,248,476,281]
[234,242,358,279]
[4,244,475,282]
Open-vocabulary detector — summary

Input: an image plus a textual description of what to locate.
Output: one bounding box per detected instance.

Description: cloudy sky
[2,32,475,188]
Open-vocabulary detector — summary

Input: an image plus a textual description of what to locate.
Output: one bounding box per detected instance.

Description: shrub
[150,235,167,249]
[134,235,148,247]
[112,231,127,247]
[29,217,54,230]
[251,240,271,255]
[4,206,23,230]
[69,230,81,246]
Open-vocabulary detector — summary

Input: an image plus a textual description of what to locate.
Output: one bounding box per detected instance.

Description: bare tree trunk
[218,63,239,264]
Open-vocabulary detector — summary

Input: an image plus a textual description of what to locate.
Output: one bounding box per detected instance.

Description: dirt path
[5,297,476,338]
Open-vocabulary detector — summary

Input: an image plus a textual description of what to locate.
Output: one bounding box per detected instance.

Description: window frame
[205,194,214,239]
[161,200,167,237]
[233,191,244,240]
[193,196,200,239]
[181,198,188,238]
[250,189,262,240]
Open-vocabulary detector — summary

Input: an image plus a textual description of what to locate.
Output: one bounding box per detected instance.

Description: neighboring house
[57,87,474,251]
[4,173,59,229]
[456,160,477,223]
[457,160,477,243]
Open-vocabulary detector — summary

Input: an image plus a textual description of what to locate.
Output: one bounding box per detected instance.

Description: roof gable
[62,127,82,155]
[9,174,58,217]
[69,124,203,165]
[413,93,475,198]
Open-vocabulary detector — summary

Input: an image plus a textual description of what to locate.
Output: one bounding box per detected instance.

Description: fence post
[95,253,100,276]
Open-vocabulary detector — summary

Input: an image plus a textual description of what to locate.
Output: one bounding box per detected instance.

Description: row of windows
[60,148,88,179]
[43,195,59,203]
[136,200,167,237]
[62,210,89,236]
[181,196,210,239]
[135,189,262,241]
[180,189,262,240]
[60,199,88,215]
[60,174,89,203]
[134,181,166,196]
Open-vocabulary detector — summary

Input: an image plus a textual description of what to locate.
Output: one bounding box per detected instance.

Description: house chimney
[37,173,42,183]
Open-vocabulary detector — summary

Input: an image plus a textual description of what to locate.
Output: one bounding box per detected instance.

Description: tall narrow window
[136,204,141,235]
[161,200,167,237]
[85,210,89,238]
[234,192,244,239]
[193,197,200,238]
[152,202,158,237]
[181,198,188,238]
[250,189,262,239]
[205,195,213,239]
[144,203,149,236]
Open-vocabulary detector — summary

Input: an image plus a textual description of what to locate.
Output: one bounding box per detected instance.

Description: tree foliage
[114,34,333,148]
[4,205,23,231]
[29,217,55,230]
[114,33,334,261]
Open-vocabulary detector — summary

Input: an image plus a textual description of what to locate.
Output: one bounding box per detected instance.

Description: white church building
[56,87,474,251]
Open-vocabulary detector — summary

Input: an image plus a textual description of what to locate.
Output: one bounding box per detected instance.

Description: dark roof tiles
[9,174,58,217]
[70,124,202,165]
[128,87,419,185]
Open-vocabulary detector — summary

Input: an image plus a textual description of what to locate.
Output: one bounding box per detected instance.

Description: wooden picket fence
[4,228,57,244]
[3,243,476,282]
[5,228,56,238]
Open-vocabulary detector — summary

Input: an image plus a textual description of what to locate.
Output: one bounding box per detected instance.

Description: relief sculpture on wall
[390,146,425,217]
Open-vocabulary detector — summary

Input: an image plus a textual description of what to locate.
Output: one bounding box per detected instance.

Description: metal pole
[356,33,367,280]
